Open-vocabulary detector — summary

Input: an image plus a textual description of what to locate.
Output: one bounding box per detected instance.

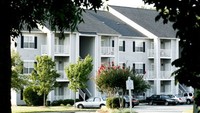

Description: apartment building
[11,5,191,106]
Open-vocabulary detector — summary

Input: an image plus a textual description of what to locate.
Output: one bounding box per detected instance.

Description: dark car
[123,95,139,107]
[146,94,178,105]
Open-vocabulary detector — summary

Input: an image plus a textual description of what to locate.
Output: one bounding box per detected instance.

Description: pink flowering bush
[96,62,150,96]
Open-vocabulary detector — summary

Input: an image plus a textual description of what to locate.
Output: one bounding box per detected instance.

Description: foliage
[11,49,28,91]
[1,0,104,112]
[9,0,104,38]
[30,55,60,106]
[96,63,150,96]
[65,54,93,92]
[106,97,124,109]
[23,86,44,106]
[143,0,200,89]
[195,90,200,106]
[51,99,80,106]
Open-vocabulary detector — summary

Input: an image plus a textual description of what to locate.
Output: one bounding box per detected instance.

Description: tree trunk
[74,91,76,105]
[0,0,12,113]
[43,93,46,106]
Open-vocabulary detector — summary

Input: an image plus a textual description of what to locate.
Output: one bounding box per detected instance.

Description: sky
[106,0,154,9]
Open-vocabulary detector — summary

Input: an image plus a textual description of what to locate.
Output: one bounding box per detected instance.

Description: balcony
[56,70,68,82]
[41,45,70,56]
[148,49,171,58]
[101,47,114,56]
[54,45,69,56]
[144,71,156,79]
[160,71,172,79]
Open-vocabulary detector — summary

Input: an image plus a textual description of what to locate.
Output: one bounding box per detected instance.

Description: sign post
[126,77,134,113]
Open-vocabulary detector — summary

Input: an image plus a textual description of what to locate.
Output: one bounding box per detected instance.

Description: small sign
[126,77,134,90]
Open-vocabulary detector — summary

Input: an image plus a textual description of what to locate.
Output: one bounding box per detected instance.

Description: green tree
[96,64,150,96]
[11,49,28,91]
[143,0,200,112]
[65,54,93,103]
[1,0,103,112]
[30,55,60,106]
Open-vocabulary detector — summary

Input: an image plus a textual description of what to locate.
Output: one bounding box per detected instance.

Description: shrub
[51,99,80,106]
[106,97,124,109]
[23,86,44,106]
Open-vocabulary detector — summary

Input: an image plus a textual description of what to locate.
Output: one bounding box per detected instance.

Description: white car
[74,97,106,108]
[168,94,187,104]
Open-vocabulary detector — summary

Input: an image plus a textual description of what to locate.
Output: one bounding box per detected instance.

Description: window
[21,35,37,49]
[133,63,145,74]
[119,40,125,52]
[54,87,64,96]
[23,61,34,74]
[133,41,145,52]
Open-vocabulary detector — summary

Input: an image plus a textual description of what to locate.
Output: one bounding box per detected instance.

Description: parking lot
[132,103,193,113]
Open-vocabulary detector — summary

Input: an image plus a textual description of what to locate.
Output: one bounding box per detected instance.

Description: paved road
[132,103,193,113]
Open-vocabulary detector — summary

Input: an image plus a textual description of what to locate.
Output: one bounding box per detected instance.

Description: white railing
[160,49,171,57]
[160,71,172,79]
[148,49,171,58]
[144,71,156,79]
[56,70,68,80]
[41,45,69,55]
[101,47,114,55]
[55,45,69,54]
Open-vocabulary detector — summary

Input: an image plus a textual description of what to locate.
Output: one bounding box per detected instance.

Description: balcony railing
[160,49,171,57]
[101,47,114,55]
[56,70,68,81]
[41,45,69,55]
[148,49,171,58]
[144,70,172,79]
[160,71,172,79]
[54,45,69,55]
[144,71,156,79]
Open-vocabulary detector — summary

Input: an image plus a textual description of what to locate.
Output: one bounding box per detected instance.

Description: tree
[1,0,103,112]
[11,49,28,91]
[143,0,200,112]
[65,54,93,103]
[96,63,150,96]
[30,55,60,106]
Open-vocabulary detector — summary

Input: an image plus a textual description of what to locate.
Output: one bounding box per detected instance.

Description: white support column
[114,36,119,65]
[94,35,100,97]
[47,32,55,60]
[154,37,160,94]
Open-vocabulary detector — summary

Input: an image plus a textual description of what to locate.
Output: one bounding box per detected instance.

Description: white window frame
[23,35,35,49]
[23,60,34,74]
[135,62,144,74]
[135,41,144,52]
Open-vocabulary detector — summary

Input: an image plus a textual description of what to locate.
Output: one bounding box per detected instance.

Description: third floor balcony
[41,45,70,56]
[148,49,171,58]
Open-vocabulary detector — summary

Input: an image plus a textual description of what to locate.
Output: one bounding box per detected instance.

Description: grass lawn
[12,106,98,113]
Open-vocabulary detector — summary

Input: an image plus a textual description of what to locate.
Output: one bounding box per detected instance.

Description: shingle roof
[77,10,119,35]
[76,10,145,37]
[109,5,177,38]
[86,10,145,37]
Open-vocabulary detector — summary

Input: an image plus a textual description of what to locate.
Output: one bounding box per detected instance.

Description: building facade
[11,5,192,106]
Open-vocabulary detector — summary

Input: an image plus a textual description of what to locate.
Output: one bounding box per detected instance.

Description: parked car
[74,97,106,109]
[168,94,187,104]
[183,92,194,104]
[146,94,178,105]
[123,95,139,107]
